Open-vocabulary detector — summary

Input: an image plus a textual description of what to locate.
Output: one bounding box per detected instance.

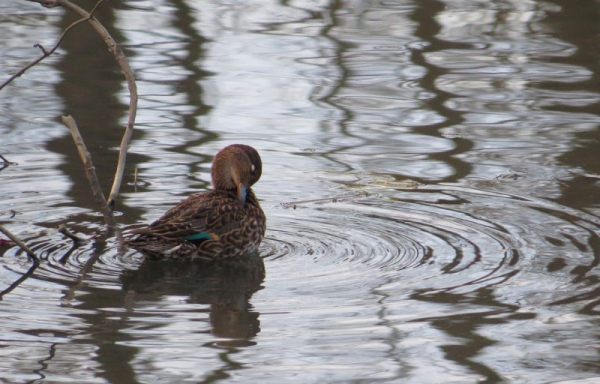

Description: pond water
[1,0,600,382]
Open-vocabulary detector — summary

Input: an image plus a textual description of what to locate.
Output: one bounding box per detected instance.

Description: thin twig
[0,153,16,165]
[58,0,137,209]
[34,43,49,56]
[47,0,137,209]
[58,224,84,243]
[62,115,117,230]
[10,0,136,210]
[0,224,39,263]
[0,0,107,91]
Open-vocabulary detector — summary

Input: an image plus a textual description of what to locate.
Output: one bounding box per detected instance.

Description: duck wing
[139,191,244,241]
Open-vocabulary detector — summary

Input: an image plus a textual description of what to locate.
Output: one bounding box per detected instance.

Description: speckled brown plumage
[128,144,266,261]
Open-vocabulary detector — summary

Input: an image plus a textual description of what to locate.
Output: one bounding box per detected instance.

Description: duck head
[211,144,262,205]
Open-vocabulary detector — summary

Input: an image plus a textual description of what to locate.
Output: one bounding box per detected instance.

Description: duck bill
[237,183,248,205]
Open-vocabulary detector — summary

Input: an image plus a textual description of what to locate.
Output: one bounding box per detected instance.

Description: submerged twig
[0,224,39,263]
[0,153,16,165]
[0,262,39,300]
[62,115,117,230]
[0,224,40,300]
[58,224,84,243]
[58,241,80,264]
[61,236,105,302]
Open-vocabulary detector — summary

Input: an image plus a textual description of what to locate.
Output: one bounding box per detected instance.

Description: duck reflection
[120,252,265,342]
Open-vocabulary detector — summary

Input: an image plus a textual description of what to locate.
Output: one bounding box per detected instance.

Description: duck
[127,144,266,261]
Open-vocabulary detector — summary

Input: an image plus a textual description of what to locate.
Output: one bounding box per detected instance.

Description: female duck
[128,144,266,261]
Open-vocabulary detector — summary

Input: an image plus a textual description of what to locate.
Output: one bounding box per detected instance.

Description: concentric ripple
[1,231,141,292]
[2,182,598,301]
[263,183,600,296]
[1,182,599,383]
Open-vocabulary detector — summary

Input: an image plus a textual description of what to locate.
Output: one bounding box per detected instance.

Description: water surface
[1,0,600,382]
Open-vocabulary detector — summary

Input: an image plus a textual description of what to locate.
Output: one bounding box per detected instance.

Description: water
[1,0,600,382]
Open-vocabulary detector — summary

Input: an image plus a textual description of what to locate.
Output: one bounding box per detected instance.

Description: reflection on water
[1,0,600,382]
[121,253,265,342]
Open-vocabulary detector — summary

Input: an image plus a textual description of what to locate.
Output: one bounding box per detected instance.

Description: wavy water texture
[2,0,600,383]
[2,183,599,383]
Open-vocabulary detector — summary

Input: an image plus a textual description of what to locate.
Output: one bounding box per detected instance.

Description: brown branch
[12,0,137,210]
[62,115,118,230]
[0,224,40,263]
[0,0,107,91]
[47,0,137,209]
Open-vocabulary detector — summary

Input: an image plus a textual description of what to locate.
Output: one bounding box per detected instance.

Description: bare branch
[34,43,49,55]
[62,115,118,230]
[0,52,48,91]
[48,0,137,209]
[9,0,137,210]
[0,0,107,91]
[0,224,39,263]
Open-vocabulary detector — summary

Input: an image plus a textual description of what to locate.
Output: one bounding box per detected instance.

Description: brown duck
[128,144,266,261]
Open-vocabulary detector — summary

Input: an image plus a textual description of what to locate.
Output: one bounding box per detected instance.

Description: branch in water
[59,0,138,209]
[0,224,39,264]
[49,0,138,209]
[0,262,38,301]
[0,153,17,165]
[10,0,137,210]
[61,115,118,230]
[58,224,84,243]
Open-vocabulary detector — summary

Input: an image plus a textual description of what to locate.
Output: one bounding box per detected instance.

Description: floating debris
[441,132,465,139]
[368,179,424,189]
[496,172,526,181]
[280,192,367,209]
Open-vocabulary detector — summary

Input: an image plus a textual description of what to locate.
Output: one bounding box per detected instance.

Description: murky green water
[1,0,600,382]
